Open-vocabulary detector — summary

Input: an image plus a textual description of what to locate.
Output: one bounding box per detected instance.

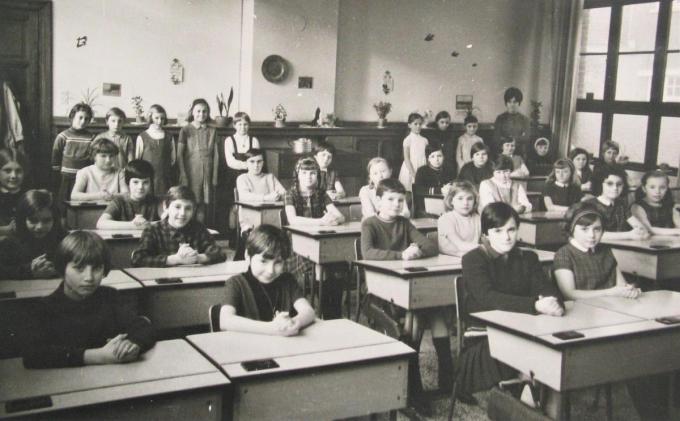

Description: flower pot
[215,116,232,127]
[377,117,386,128]
[274,119,285,128]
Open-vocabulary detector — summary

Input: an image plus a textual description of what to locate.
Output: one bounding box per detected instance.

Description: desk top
[581,290,680,320]
[511,175,548,182]
[356,249,554,278]
[235,200,284,209]
[285,218,437,238]
[519,211,566,222]
[332,196,360,205]
[63,200,109,208]
[0,270,142,300]
[472,301,641,338]
[84,228,219,240]
[602,235,680,253]
[0,339,229,416]
[187,319,414,379]
[124,261,248,284]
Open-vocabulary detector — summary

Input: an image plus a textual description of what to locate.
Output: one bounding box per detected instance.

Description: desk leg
[669,372,679,421]
[316,264,324,318]
[553,391,570,421]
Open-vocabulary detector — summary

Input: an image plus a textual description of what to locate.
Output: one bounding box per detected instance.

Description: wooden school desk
[423,193,445,216]
[235,199,284,227]
[124,261,248,331]
[64,200,109,229]
[473,296,680,420]
[0,270,141,303]
[284,218,437,316]
[0,339,230,420]
[511,175,547,192]
[602,235,680,280]
[85,228,219,270]
[332,195,361,220]
[517,211,567,247]
[187,319,414,421]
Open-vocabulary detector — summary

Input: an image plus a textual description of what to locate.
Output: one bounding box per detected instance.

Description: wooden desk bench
[187,319,413,420]
[0,339,230,420]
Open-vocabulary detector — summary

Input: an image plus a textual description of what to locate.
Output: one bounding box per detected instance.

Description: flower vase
[275,119,285,128]
[377,117,386,128]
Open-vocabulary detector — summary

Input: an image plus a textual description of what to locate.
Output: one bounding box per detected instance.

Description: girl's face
[234,119,249,136]
[248,253,284,284]
[536,144,549,157]
[0,161,24,192]
[493,169,512,184]
[165,199,194,228]
[487,218,518,255]
[192,103,209,123]
[25,208,54,238]
[71,110,89,130]
[603,148,618,164]
[437,117,451,131]
[298,169,318,191]
[129,178,152,201]
[150,111,165,128]
[64,262,104,301]
[451,191,475,216]
[246,155,265,175]
[315,150,333,170]
[427,151,444,169]
[572,153,587,170]
[502,141,516,156]
[472,150,488,168]
[94,152,115,171]
[601,174,624,200]
[369,162,391,185]
[465,122,478,136]
[572,219,603,250]
[643,175,668,204]
[555,167,572,184]
[506,98,520,114]
[408,119,423,134]
[107,115,123,132]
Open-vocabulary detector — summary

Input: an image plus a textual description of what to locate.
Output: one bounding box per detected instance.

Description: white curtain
[550,0,584,158]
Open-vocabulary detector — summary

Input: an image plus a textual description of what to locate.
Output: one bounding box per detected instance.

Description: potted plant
[373,70,394,128]
[215,87,234,127]
[131,96,144,123]
[273,104,287,128]
[530,100,543,138]
[373,102,392,128]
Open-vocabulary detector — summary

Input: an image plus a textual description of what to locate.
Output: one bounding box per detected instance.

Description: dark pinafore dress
[216,135,253,233]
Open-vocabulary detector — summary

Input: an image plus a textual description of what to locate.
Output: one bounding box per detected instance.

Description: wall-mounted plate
[262,55,289,83]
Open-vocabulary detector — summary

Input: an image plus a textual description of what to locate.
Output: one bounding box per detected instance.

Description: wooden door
[0,0,51,188]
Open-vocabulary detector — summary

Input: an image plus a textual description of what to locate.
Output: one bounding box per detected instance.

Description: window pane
[657,117,680,167]
[620,3,658,52]
[611,114,648,163]
[665,53,680,102]
[571,112,602,155]
[616,54,654,101]
[670,0,680,50]
[581,7,611,53]
[577,55,607,99]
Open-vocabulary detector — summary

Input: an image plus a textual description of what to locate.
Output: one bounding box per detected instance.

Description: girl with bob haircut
[0,148,28,236]
[478,155,532,213]
[359,157,410,219]
[456,202,563,403]
[0,189,66,279]
[630,170,680,235]
[22,230,155,368]
[543,158,582,212]
[457,141,493,187]
[554,202,641,300]
[568,147,593,192]
[438,181,481,257]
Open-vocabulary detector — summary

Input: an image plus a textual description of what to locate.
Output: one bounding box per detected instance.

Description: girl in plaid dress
[283,157,345,319]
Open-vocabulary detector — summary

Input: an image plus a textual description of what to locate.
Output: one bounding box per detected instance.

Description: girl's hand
[535,296,564,316]
[102,190,114,201]
[177,243,198,258]
[263,192,279,202]
[168,252,198,266]
[401,244,421,260]
[95,334,128,364]
[132,214,148,227]
[514,205,527,214]
[612,285,641,299]
[631,226,651,240]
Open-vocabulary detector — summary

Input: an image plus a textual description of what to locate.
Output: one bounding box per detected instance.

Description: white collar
[569,238,591,253]
[555,181,567,188]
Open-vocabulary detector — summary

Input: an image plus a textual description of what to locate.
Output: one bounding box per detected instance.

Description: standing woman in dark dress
[218,112,260,239]
[456,202,564,402]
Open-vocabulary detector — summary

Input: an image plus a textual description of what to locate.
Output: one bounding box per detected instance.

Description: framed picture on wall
[456,95,473,110]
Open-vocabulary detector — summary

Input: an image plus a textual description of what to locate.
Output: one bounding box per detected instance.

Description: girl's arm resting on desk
[360,223,403,260]
[96,212,138,230]
[325,203,345,224]
[407,222,438,257]
[113,293,156,352]
[131,229,169,267]
[516,184,532,213]
[292,297,316,329]
[70,172,108,201]
[543,197,568,213]
[285,205,323,225]
[631,203,680,236]
[555,267,640,300]
[333,180,346,198]
[437,218,477,257]
[219,305,300,336]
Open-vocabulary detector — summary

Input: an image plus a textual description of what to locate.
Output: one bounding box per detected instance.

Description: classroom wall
[334,0,554,123]
[246,0,339,122]
[52,0,242,119]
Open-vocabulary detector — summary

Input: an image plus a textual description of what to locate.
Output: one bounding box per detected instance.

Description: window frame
[576,0,680,170]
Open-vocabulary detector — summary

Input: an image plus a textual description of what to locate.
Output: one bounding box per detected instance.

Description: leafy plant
[373,101,392,119]
[530,100,542,129]
[216,87,234,117]
[131,96,144,117]
[80,87,100,111]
